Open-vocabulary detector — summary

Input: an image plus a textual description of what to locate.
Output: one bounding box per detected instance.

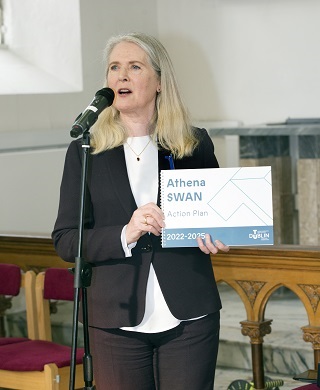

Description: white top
[121,135,181,333]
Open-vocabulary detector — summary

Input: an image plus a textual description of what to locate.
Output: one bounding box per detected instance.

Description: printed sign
[160,166,273,247]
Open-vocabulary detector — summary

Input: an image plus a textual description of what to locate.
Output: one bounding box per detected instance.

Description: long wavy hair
[90,32,199,158]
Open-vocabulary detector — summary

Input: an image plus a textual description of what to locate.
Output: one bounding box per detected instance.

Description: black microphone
[70,88,115,138]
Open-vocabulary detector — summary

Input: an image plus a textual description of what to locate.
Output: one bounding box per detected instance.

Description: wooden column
[240,319,272,389]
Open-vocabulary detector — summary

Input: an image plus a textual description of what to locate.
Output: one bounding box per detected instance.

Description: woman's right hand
[126,202,165,245]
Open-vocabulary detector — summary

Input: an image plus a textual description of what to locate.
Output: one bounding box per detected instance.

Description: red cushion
[0,337,29,346]
[43,268,75,301]
[0,340,84,371]
[0,264,21,296]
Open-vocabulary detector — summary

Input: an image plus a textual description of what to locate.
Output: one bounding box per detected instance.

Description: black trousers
[89,311,220,390]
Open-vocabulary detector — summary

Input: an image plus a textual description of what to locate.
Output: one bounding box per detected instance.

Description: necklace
[126,137,152,161]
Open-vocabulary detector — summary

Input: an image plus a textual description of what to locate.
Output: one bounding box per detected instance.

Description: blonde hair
[91,32,198,158]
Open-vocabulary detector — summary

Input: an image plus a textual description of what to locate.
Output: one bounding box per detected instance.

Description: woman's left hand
[196,234,230,255]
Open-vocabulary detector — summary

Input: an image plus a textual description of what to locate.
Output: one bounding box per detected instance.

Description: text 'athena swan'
[166,178,205,202]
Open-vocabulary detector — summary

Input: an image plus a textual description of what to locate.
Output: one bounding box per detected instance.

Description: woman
[52,32,229,390]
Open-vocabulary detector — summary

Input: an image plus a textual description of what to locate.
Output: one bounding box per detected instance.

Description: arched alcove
[262,286,313,375]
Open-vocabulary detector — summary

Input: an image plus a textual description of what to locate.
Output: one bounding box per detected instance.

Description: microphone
[70,88,115,138]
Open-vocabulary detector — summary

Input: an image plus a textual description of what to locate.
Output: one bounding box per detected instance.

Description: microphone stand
[69,129,96,390]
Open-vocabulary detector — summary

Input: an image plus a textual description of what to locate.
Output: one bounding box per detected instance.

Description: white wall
[0,148,67,236]
[0,0,158,133]
[1,0,319,236]
[157,0,320,124]
[0,0,159,236]
[3,0,83,92]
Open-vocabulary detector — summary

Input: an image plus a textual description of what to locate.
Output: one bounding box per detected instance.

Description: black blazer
[52,128,222,328]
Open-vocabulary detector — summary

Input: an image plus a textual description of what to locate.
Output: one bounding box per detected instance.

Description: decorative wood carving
[236,280,266,307]
[240,319,273,344]
[302,326,320,349]
[298,284,320,313]
[210,243,320,386]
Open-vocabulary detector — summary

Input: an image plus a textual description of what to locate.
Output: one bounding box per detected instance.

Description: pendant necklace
[126,137,152,161]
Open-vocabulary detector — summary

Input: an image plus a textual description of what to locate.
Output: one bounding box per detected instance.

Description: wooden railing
[211,245,320,388]
[0,235,68,272]
[0,235,319,388]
